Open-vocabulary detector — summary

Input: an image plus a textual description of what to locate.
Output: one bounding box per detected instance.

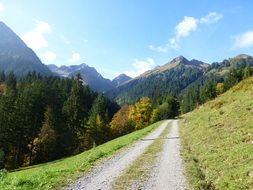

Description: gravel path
[62,120,170,190]
[145,120,189,190]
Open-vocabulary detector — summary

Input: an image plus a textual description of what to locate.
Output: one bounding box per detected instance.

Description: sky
[0,0,253,79]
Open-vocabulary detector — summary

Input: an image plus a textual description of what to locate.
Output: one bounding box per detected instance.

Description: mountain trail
[62,120,170,190]
[144,120,189,190]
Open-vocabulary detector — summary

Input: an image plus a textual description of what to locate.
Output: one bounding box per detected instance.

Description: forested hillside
[0,72,119,169]
[108,54,253,106]
[107,56,208,104]
[180,55,253,113]
[0,72,180,170]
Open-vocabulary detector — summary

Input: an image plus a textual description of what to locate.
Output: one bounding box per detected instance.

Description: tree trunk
[15,139,21,168]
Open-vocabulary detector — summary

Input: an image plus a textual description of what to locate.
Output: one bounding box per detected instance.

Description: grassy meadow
[0,121,163,190]
[180,77,253,189]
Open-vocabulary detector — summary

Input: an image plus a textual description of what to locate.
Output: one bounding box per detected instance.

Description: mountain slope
[48,64,114,92]
[180,76,253,189]
[107,56,209,104]
[180,54,253,96]
[204,54,253,78]
[0,22,52,76]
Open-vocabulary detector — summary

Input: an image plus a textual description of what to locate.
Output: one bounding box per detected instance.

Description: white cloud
[148,38,179,53]
[68,51,81,63]
[232,31,253,49]
[42,51,56,62]
[168,38,180,49]
[0,2,4,12]
[21,21,51,50]
[175,16,198,38]
[124,57,155,78]
[149,45,169,53]
[149,12,223,53]
[200,12,223,24]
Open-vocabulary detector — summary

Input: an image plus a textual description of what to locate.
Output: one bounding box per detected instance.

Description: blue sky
[1,0,253,79]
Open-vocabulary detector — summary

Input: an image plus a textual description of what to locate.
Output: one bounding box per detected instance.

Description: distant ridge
[107,56,208,104]
[47,64,131,92]
[107,54,253,105]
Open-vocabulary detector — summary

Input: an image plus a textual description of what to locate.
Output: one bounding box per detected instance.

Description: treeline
[0,72,119,169]
[0,72,181,170]
[180,65,253,113]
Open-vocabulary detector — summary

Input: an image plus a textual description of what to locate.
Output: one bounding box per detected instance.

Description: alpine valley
[1,5,253,190]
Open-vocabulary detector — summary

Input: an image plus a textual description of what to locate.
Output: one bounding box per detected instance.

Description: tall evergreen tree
[62,74,92,152]
[32,106,57,163]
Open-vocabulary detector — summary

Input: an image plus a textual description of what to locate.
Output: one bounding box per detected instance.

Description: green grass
[180,77,253,190]
[0,121,163,190]
[112,121,171,190]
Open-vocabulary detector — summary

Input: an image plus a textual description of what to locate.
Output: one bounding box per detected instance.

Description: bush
[0,169,7,180]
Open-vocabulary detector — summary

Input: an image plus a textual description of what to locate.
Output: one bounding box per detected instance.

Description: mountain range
[0,21,131,92]
[107,54,253,104]
[107,56,209,104]
[47,64,132,92]
[0,21,253,103]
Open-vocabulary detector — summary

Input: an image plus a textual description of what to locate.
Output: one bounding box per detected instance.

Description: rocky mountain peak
[112,73,132,87]
[171,56,189,64]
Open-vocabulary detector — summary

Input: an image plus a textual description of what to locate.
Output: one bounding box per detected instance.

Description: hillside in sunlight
[180,76,253,189]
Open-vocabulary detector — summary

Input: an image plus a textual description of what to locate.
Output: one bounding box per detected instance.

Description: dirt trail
[145,120,189,190]
[63,120,171,190]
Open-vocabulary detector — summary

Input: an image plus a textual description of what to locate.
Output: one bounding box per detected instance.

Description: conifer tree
[87,94,109,145]
[32,106,57,163]
[62,74,89,152]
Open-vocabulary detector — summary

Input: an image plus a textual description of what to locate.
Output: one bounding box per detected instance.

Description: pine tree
[87,94,109,145]
[32,106,57,163]
[62,74,89,152]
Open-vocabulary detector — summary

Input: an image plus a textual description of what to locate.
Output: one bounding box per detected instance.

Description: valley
[0,2,253,189]
[1,73,252,190]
